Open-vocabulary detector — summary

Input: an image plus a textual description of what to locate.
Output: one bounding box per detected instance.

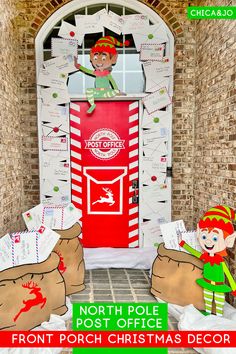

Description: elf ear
[225,232,236,248]
[111,54,118,65]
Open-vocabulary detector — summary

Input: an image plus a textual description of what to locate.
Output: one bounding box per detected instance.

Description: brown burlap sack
[53,222,85,295]
[151,243,205,310]
[0,252,67,331]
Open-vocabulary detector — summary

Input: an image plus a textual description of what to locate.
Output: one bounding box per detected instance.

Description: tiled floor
[62,269,197,354]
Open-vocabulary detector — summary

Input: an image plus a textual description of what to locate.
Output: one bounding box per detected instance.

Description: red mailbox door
[70,101,139,248]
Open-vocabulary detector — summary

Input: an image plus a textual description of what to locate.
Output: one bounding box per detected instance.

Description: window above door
[43,3,151,94]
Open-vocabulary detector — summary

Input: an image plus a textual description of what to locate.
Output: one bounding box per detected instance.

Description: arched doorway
[35,0,174,249]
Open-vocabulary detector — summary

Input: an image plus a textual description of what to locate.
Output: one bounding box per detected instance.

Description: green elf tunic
[79,65,118,96]
[181,241,236,293]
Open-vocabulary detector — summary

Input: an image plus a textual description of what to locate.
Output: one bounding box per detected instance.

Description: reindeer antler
[103,187,112,193]
[22,281,32,288]
[22,281,38,289]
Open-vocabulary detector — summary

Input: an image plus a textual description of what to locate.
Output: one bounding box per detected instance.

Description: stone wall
[194,0,236,304]
[0,0,25,234]
[194,0,235,221]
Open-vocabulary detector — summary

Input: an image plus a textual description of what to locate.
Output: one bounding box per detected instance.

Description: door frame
[35,0,174,246]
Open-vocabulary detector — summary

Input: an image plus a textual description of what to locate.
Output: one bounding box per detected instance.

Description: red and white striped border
[128,101,139,248]
[70,102,83,230]
[70,101,139,246]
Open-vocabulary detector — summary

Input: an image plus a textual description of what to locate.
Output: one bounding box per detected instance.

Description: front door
[70,100,139,248]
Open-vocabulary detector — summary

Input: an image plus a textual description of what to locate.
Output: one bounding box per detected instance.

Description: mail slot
[84,167,127,215]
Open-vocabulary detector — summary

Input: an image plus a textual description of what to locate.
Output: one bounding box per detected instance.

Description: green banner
[73,303,168,331]
[73,348,168,354]
[187,6,236,19]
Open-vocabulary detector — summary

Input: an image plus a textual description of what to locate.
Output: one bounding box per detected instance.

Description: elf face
[197,227,226,255]
[90,52,118,71]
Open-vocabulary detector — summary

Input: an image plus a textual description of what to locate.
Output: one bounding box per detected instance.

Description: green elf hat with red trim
[91,36,130,55]
[199,205,236,236]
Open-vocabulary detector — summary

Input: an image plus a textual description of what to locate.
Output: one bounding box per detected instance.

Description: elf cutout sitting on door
[180,205,236,316]
[74,36,129,114]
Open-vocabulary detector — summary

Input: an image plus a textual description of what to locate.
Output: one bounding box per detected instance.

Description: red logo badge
[85,128,125,160]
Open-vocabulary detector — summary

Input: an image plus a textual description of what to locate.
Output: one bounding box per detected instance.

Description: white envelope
[10,231,38,265]
[144,203,170,223]
[40,87,70,105]
[22,204,44,231]
[63,203,82,229]
[143,154,167,174]
[42,206,65,229]
[141,219,163,247]
[142,184,170,203]
[41,104,69,123]
[143,63,170,93]
[36,225,60,262]
[75,12,104,34]
[23,203,80,231]
[142,87,172,114]
[142,109,171,134]
[143,126,169,142]
[143,137,168,157]
[145,76,170,94]
[144,111,169,136]
[140,200,156,221]
[2,227,59,267]
[51,38,78,57]
[143,58,173,77]
[42,136,68,151]
[41,116,69,137]
[181,231,201,252]
[0,234,14,271]
[160,220,186,251]
[58,20,84,45]
[140,44,165,62]
[121,14,149,35]
[143,127,169,141]
[100,10,124,35]
[42,149,70,160]
[37,68,68,89]
[43,54,76,74]
[142,168,167,187]
[42,154,70,180]
[133,23,169,52]
[41,178,71,205]
[142,183,169,196]
[41,204,81,230]
[140,199,170,225]
[23,205,64,230]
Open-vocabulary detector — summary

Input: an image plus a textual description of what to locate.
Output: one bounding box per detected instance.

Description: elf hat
[91,36,130,55]
[199,205,236,236]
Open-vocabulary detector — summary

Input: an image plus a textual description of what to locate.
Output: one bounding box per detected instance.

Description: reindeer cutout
[55,250,67,274]
[92,188,115,206]
[13,281,47,322]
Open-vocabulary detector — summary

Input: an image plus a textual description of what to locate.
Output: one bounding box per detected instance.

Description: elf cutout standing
[74,36,129,114]
[180,205,236,316]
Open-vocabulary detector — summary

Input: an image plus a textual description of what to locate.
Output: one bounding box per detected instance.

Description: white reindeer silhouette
[92,188,115,206]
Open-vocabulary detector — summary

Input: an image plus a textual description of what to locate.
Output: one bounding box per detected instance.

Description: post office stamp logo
[85,128,125,160]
